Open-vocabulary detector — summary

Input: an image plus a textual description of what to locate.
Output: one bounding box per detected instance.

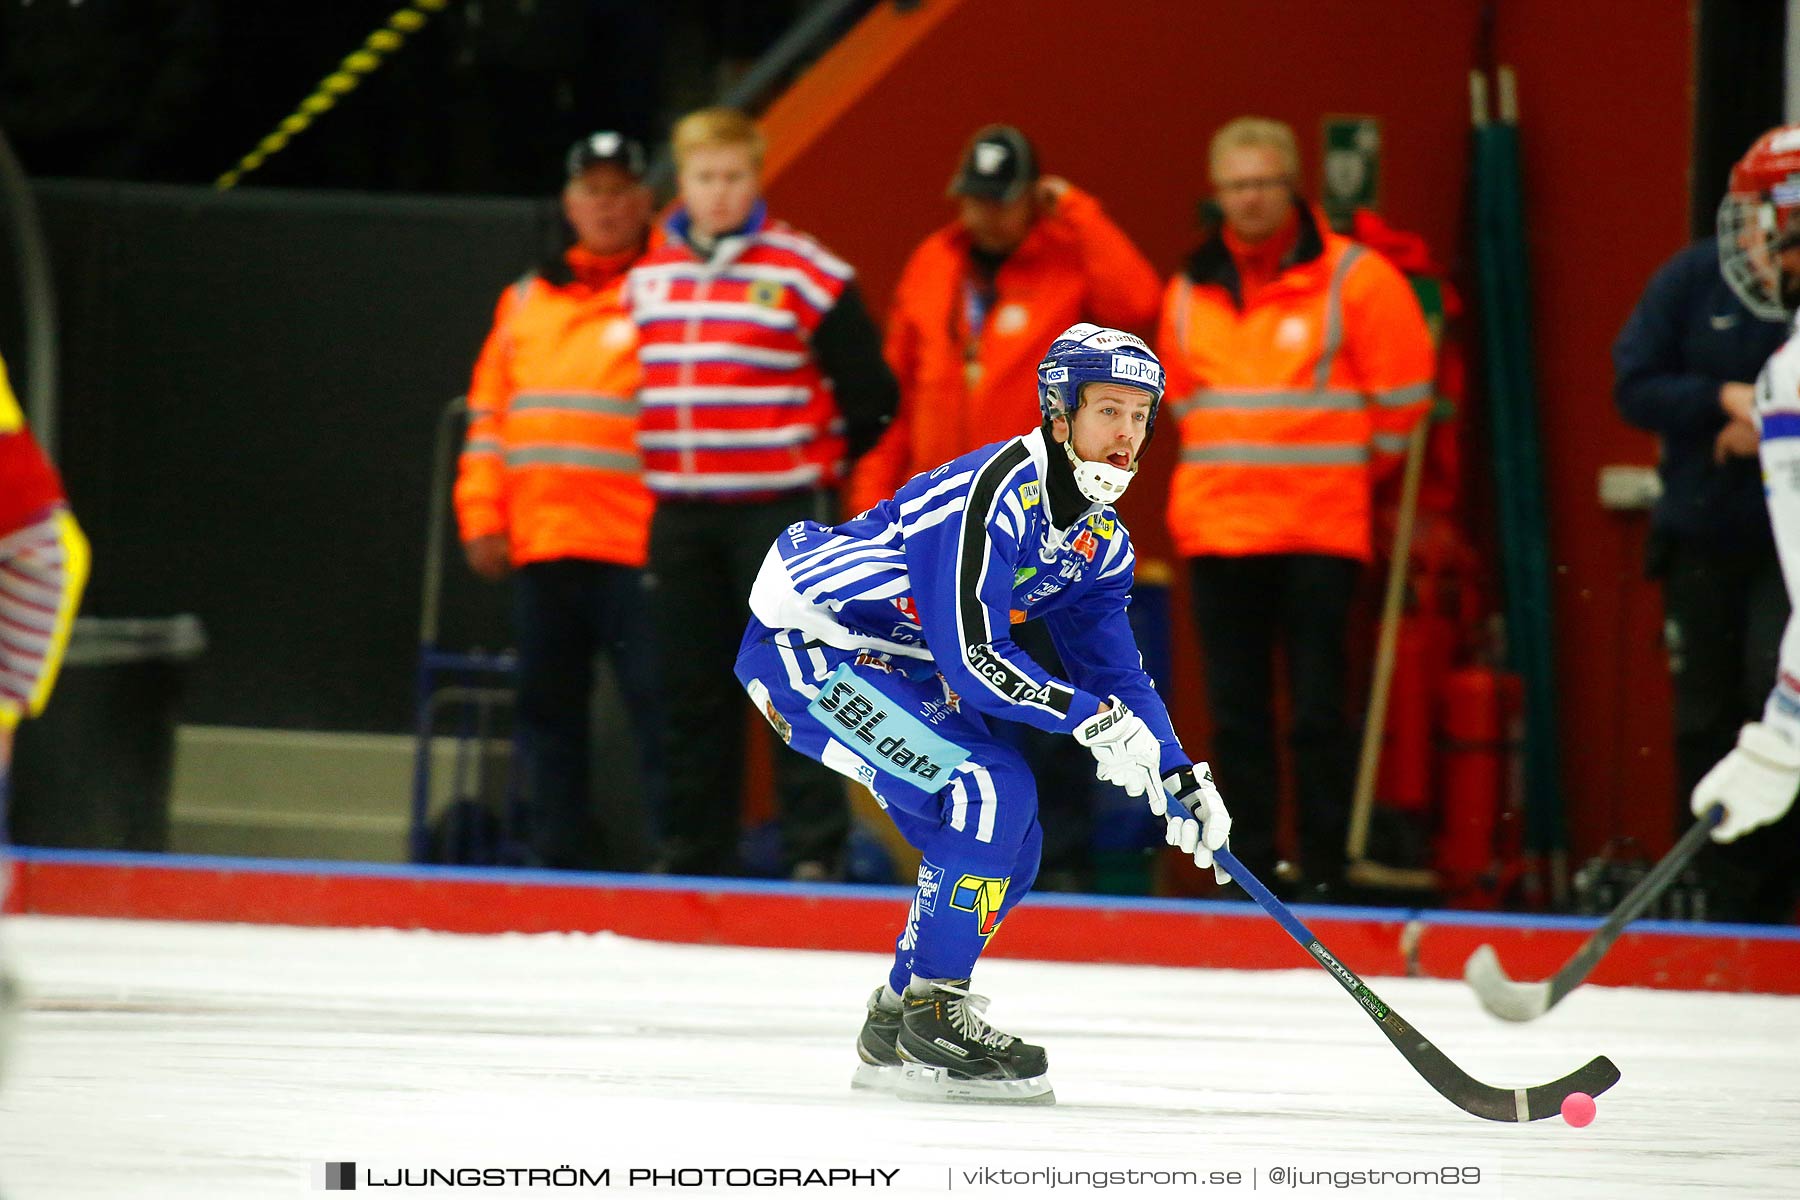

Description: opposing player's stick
[1157,771,1615,1121]
[1462,804,1724,1022]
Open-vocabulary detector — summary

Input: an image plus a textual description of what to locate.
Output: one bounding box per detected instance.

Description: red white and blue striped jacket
[628,203,861,500]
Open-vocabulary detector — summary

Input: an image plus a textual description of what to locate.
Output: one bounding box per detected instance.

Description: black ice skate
[851,985,903,1091]
[894,978,1054,1104]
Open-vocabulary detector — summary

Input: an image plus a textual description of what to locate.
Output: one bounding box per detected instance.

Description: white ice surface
[2,916,1798,1198]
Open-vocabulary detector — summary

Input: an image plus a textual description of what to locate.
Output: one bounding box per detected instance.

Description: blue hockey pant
[735,619,1042,992]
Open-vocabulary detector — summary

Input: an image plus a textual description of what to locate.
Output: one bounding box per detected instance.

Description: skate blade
[894,1061,1055,1105]
[850,1062,899,1092]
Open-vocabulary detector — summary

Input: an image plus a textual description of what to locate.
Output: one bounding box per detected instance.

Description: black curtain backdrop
[0,181,568,731]
[1691,0,1788,239]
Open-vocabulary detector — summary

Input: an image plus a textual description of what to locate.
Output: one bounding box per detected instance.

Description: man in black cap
[949,124,1044,257]
[452,131,662,871]
[848,122,1163,889]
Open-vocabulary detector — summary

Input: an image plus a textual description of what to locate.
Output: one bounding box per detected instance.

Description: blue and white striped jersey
[749,429,1190,773]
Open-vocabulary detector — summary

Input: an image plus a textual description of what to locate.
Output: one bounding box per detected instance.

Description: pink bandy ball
[1560,1092,1597,1128]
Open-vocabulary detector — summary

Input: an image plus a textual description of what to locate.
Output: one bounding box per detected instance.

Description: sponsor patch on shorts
[744,678,792,743]
[949,873,1010,937]
[805,663,971,787]
[916,860,945,916]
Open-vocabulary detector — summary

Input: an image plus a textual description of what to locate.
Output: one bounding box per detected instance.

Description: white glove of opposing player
[1073,696,1166,807]
[1692,721,1800,843]
[1162,764,1232,884]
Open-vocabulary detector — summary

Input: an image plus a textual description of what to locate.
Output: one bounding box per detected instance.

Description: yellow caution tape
[214,0,449,190]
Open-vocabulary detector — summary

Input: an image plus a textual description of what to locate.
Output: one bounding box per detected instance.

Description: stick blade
[1380,1003,1621,1121]
[1463,943,1551,1023]
[1512,1055,1621,1122]
[1437,1053,1621,1123]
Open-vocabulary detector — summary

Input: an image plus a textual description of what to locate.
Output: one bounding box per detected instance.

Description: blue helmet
[1035,323,1166,439]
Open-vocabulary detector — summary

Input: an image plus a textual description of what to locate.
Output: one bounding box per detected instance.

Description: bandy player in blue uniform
[735,325,1232,1103]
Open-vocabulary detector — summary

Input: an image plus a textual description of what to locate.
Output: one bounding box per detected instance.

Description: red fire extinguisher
[1435,666,1523,905]
[1378,611,1457,813]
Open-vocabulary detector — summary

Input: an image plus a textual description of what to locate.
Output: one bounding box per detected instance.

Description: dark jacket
[1613,239,1790,548]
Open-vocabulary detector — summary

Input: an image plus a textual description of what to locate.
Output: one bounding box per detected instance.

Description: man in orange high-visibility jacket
[847,125,1163,517]
[1158,117,1433,894]
[847,124,1162,889]
[454,132,659,871]
[1,348,90,1082]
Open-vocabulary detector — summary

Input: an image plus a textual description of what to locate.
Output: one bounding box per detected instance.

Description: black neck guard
[1038,424,1091,529]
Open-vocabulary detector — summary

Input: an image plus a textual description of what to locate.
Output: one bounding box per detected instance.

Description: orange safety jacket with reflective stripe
[1157,206,1434,562]
[846,185,1162,516]
[454,246,653,568]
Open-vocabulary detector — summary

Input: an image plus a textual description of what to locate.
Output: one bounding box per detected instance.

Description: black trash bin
[10,615,206,851]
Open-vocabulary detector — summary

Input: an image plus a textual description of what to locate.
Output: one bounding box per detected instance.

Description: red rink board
[7,852,1800,995]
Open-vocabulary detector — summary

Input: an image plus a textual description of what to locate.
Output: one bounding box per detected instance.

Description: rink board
[9,847,1799,996]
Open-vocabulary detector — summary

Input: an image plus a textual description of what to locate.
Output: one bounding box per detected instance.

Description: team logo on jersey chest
[748,279,786,308]
[634,273,672,305]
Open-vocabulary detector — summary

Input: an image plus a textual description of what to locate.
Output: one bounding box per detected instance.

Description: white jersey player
[1693,128,1800,880]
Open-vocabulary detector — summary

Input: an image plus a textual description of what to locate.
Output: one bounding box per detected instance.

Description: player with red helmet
[1717,125,1800,321]
[1691,126,1800,921]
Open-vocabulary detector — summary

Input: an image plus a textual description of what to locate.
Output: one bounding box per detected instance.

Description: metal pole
[419,396,467,650]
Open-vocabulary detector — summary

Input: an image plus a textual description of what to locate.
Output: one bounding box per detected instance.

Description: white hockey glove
[1073,696,1166,807]
[1692,721,1800,843]
[1162,764,1233,884]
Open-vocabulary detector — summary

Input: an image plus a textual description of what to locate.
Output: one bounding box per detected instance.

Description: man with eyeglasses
[1156,117,1433,897]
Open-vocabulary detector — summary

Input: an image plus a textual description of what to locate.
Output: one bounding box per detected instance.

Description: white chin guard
[1064,439,1135,503]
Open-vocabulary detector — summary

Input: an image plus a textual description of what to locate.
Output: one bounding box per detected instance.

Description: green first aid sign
[1322,115,1381,228]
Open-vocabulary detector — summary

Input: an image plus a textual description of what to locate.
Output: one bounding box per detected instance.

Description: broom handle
[1347,419,1429,862]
